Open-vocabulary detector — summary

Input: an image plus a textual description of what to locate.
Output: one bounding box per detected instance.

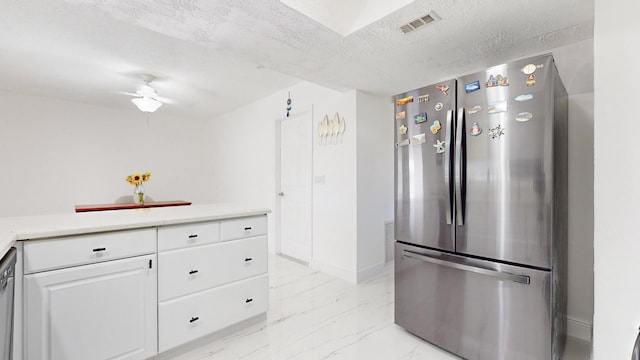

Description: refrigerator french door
[394,79,456,251]
[394,54,567,360]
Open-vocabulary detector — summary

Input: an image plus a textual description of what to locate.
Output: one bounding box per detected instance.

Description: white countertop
[0,203,270,258]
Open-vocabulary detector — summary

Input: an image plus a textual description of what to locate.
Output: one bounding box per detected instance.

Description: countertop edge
[0,234,16,260]
[12,209,271,241]
[0,205,271,257]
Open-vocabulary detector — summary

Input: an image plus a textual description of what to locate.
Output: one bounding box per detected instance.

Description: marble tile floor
[169,254,592,360]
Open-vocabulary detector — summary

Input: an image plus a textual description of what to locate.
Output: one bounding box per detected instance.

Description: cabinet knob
[244,227,252,231]
[189,316,199,323]
[92,247,106,252]
[244,257,253,262]
[188,269,199,275]
[245,298,253,303]
[188,234,198,239]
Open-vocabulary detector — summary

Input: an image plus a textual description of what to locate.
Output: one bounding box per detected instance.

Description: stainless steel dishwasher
[0,248,16,360]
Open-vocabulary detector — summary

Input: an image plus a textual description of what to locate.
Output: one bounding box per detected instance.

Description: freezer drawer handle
[403,250,530,285]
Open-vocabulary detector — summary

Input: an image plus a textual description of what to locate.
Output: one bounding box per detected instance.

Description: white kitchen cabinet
[24,253,158,360]
[12,209,270,360]
[157,215,268,352]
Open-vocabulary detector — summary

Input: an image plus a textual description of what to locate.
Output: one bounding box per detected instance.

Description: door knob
[278,192,285,197]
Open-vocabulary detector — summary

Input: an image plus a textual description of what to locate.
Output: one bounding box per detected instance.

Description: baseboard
[566,316,592,342]
[357,261,386,283]
[311,258,387,284]
[310,258,357,283]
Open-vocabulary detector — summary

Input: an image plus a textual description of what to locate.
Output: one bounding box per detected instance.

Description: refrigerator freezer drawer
[395,242,563,360]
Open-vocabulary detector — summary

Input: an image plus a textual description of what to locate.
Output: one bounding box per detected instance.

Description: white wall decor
[318,113,345,145]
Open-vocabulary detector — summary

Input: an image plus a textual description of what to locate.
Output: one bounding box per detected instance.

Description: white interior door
[278,111,312,263]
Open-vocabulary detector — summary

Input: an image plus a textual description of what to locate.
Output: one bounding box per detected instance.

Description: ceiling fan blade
[113,90,139,97]
[157,96,177,105]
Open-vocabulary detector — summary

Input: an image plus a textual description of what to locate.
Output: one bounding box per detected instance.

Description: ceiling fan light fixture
[132,96,162,113]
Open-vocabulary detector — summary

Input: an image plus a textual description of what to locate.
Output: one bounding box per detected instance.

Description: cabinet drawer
[158,236,267,301]
[158,221,220,252]
[158,274,268,353]
[220,215,267,241]
[24,229,156,274]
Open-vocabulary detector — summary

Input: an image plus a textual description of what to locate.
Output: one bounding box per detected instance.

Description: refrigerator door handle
[632,326,640,360]
[444,109,454,225]
[455,108,466,225]
[402,249,531,285]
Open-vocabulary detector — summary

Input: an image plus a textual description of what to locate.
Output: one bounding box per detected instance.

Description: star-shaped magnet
[488,125,505,139]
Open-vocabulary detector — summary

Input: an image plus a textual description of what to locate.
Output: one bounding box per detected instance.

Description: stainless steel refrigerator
[393,54,567,360]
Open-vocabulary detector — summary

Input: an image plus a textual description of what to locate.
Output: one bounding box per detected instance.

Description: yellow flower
[126,172,150,186]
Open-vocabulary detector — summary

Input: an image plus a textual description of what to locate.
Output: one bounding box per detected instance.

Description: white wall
[310,89,360,280]
[551,39,595,341]
[207,83,394,283]
[593,0,640,357]
[566,92,594,339]
[355,91,394,280]
[206,82,361,280]
[0,90,214,217]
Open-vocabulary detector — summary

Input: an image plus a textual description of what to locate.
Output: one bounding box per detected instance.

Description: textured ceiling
[279,0,415,36]
[0,0,593,119]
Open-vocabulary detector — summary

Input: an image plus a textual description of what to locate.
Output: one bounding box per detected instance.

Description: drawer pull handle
[188,234,198,239]
[189,316,199,323]
[245,298,253,303]
[189,270,199,275]
[92,247,106,252]
[244,227,252,231]
[244,257,253,262]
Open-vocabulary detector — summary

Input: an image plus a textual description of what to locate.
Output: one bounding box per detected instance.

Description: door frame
[275,106,314,262]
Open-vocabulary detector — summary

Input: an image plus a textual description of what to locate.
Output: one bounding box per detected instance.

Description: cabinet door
[24,255,157,360]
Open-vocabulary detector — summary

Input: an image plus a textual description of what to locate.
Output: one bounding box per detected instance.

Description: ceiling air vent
[400,11,440,34]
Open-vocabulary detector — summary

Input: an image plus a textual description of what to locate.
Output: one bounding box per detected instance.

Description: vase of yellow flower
[126,172,151,205]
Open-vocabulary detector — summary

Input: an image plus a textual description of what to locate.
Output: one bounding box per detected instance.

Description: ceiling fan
[119,75,175,113]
